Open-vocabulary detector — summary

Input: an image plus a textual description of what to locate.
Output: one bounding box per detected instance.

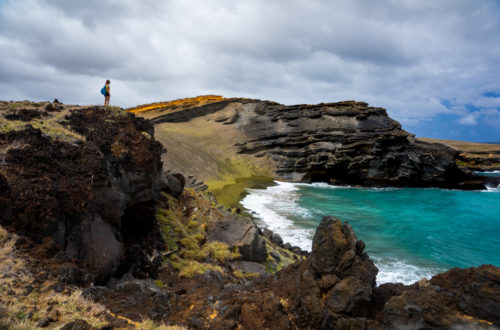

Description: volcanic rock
[264,216,379,328]
[384,265,500,329]
[135,97,489,190]
[0,105,166,284]
[163,172,185,198]
[206,214,267,262]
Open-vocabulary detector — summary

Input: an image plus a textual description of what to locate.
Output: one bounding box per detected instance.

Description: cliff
[130,96,492,195]
[0,101,168,285]
[0,100,499,329]
[419,138,500,172]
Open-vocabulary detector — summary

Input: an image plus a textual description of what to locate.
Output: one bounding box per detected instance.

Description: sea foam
[241,181,437,284]
[241,180,499,285]
[241,181,314,252]
[372,256,446,285]
[485,185,500,192]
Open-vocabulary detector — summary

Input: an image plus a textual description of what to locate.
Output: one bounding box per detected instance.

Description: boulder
[65,215,124,284]
[384,265,500,329]
[233,261,267,276]
[261,228,284,247]
[271,216,379,328]
[60,319,94,330]
[206,214,267,262]
[162,172,185,198]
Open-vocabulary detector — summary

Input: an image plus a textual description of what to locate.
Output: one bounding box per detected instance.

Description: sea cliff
[0,99,499,329]
[131,96,496,196]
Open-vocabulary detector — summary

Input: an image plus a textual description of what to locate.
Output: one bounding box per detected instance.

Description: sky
[0,0,499,142]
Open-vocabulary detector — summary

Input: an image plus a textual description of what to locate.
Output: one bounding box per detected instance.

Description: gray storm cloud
[0,0,499,139]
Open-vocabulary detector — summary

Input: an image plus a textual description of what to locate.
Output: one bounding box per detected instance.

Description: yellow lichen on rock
[127,95,224,114]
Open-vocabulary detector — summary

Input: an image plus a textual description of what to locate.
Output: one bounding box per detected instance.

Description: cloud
[459,113,479,125]
[0,0,499,140]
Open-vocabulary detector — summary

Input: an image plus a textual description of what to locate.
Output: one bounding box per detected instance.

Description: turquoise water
[475,170,500,177]
[242,181,500,284]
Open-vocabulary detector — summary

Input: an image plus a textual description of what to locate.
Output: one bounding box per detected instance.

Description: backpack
[100,86,106,95]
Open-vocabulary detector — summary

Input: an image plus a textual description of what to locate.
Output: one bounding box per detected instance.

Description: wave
[475,170,500,174]
[296,181,402,192]
[484,184,500,192]
[241,180,496,285]
[475,170,500,179]
[241,181,314,251]
[372,256,445,285]
[241,181,444,284]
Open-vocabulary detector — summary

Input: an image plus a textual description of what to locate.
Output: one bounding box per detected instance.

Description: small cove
[241,181,500,284]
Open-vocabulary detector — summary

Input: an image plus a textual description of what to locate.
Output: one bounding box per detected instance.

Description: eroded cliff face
[0,102,166,284]
[132,97,489,190]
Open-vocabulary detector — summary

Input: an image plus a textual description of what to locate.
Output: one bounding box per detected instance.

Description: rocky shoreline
[132,96,499,194]
[0,100,499,329]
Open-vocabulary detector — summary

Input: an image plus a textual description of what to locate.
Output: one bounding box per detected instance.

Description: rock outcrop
[131,97,490,190]
[384,265,500,329]
[268,216,381,328]
[0,102,168,284]
[105,216,498,329]
[206,214,267,262]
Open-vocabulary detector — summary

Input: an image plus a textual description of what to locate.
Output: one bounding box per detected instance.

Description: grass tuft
[233,270,260,279]
[170,255,223,278]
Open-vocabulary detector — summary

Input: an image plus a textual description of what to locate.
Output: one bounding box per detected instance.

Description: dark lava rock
[261,228,284,247]
[4,108,43,121]
[37,318,51,328]
[263,216,380,329]
[384,265,500,329]
[163,172,185,198]
[82,286,109,303]
[60,319,94,330]
[206,214,267,262]
[198,269,225,289]
[233,261,267,276]
[303,216,377,326]
[0,106,166,284]
[103,279,171,323]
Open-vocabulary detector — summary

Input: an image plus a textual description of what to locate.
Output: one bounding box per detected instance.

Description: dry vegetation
[156,190,246,279]
[157,189,303,281]
[0,101,85,143]
[0,225,184,329]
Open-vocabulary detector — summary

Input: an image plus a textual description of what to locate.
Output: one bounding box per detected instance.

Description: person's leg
[105,95,110,106]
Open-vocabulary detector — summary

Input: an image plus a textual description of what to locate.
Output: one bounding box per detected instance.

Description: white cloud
[0,0,499,140]
[458,113,478,125]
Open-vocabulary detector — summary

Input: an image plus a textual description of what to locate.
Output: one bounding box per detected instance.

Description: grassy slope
[143,101,276,208]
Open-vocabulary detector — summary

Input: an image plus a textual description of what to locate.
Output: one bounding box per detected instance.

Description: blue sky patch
[483,92,500,98]
[405,113,499,143]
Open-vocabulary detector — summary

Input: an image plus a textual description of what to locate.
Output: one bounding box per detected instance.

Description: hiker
[103,80,110,106]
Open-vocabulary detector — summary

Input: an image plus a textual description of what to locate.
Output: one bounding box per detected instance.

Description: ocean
[241,174,500,285]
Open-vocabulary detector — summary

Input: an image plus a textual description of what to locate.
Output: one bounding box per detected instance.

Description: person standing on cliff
[104,80,111,106]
